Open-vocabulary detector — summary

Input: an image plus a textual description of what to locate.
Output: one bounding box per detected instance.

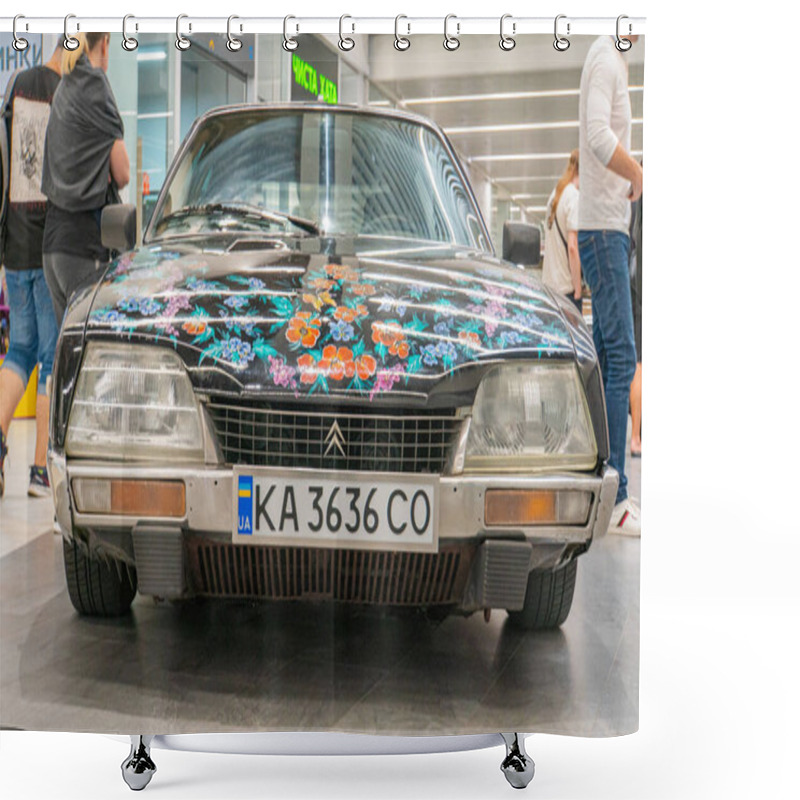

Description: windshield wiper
[158,203,320,235]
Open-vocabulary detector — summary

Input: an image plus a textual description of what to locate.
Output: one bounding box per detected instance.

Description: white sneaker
[608,498,641,537]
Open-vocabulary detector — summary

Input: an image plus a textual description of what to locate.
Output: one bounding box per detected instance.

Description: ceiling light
[403,86,644,105]
[446,118,642,136]
[473,149,642,163]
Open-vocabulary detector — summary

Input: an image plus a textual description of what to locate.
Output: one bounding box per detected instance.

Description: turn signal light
[484,489,590,526]
[73,478,186,517]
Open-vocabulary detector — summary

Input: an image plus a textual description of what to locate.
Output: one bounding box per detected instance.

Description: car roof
[192,102,446,137]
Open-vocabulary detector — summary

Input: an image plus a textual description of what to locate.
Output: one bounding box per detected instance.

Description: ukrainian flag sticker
[237,476,253,535]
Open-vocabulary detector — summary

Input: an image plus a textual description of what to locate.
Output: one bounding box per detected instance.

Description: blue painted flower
[434,341,457,362]
[94,309,128,327]
[329,320,355,342]
[433,321,450,337]
[224,295,249,311]
[421,344,440,366]
[138,298,162,316]
[498,330,522,348]
[247,277,266,290]
[220,337,255,366]
[378,295,409,317]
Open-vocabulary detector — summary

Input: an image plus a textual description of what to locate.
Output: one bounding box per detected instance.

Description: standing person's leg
[28,270,60,497]
[590,231,636,505]
[0,270,39,497]
[578,231,608,385]
[42,252,68,325]
[43,252,105,324]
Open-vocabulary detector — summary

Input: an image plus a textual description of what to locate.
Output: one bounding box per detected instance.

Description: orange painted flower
[310,278,335,291]
[297,353,318,384]
[372,322,408,357]
[355,354,377,381]
[351,283,376,296]
[286,311,322,347]
[319,344,356,381]
[334,304,369,323]
[458,330,481,348]
[182,319,207,336]
[325,263,358,282]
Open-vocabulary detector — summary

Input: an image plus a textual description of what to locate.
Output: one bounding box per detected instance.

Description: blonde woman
[542,149,582,311]
[41,32,129,323]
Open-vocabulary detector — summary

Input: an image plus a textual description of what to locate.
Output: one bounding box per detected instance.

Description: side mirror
[101,204,137,252]
[502,222,541,267]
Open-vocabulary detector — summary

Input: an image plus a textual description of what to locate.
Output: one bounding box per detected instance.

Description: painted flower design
[369,364,404,400]
[421,341,457,366]
[334,304,368,323]
[286,312,322,347]
[351,283,376,296]
[378,296,410,317]
[355,354,377,381]
[325,263,358,282]
[318,345,356,381]
[297,353,319,385]
[458,330,481,348]
[247,277,266,290]
[94,309,128,328]
[182,319,208,336]
[498,330,522,347]
[224,295,249,311]
[220,337,255,366]
[268,355,297,389]
[329,320,355,342]
[310,278,335,291]
[303,290,336,311]
[372,321,409,357]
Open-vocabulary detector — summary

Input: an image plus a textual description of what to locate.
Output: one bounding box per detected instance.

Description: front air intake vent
[185,539,476,606]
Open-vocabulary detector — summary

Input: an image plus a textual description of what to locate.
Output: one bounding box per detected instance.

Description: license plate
[233,468,438,552]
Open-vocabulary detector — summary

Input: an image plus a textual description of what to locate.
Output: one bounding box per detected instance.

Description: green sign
[292,53,338,104]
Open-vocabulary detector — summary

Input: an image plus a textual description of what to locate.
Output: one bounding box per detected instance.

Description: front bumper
[49,450,617,609]
[50,451,617,546]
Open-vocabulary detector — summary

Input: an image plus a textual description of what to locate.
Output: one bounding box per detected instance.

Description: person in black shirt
[0,44,62,499]
[41,32,130,323]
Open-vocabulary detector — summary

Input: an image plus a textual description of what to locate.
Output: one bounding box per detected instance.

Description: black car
[48,104,617,628]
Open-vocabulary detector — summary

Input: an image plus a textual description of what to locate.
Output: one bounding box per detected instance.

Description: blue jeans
[2,268,59,394]
[579,230,637,505]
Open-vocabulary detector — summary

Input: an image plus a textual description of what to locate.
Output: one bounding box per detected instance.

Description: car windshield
[148,109,490,251]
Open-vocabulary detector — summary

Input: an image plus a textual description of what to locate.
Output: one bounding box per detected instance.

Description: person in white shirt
[578,34,643,537]
[542,149,582,310]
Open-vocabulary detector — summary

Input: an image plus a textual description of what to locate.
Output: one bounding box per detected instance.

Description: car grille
[185,539,476,606]
[206,400,463,474]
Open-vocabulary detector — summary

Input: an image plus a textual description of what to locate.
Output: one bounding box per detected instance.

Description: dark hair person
[542,149,582,309]
[41,32,130,323]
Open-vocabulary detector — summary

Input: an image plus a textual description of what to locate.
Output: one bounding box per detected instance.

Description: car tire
[506,559,578,630]
[62,538,137,616]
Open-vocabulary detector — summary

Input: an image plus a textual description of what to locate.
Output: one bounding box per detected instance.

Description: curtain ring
[283,15,298,52]
[175,14,191,51]
[339,15,355,51]
[394,15,410,51]
[122,14,139,52]
[227,15,242,52]
[63,14,80,51]
[12,15,29,52]
[499,14,515,51]
[615,15,632,52]
[443,14,460,51]
[553,14,570,51]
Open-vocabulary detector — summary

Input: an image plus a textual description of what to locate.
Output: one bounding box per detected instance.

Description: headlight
[66,342,203,462]
[464,362,597,472]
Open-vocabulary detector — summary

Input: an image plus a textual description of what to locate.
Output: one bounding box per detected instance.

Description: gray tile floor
[0,420,640,738]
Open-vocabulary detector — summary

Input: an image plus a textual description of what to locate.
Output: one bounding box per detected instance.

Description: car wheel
[62,537,137,616]
[506,559,578,630]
